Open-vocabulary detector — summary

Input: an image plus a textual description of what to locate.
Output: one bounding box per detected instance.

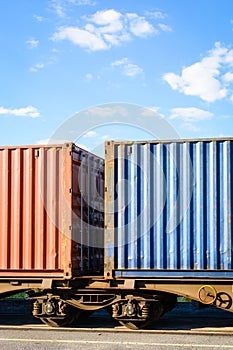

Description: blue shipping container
[104,139,233,278]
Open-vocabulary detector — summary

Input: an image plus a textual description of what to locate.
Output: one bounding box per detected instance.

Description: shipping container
[0,143,104,278]
[104,138,233,279]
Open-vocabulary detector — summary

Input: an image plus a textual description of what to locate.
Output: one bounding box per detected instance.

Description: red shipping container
[0,143,104,278]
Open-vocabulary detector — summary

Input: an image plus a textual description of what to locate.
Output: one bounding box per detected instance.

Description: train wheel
[118,319,152,330]
[39,307,82,327]
[113,299,163,330]
[40,315,76,327]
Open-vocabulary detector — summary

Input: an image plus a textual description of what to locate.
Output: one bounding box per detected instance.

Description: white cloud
[124,63,143,77]
[141,106,165,119]
[145,11,166,20]
[163,42,233,102]
[111,58,128,67]
[29,63,45,72]
[103,32,130,46]
[50,0,66,17]
[222,72,233,83]
[149,106,161,113]
[26,38,39,49]
[52,9,170,51]
[85,73,93,80]
[126,13,157,37]
[0,106,40,118]
[170,107,213,122]
[34,15,46,22]
[78,0,96,4]
[52,26,108,51]
[50,0,96,18]
[76,143,91,151]
[87,9,123,32]
[50,48,59,53]
[158,23,172,32]
[111,57,143,77]
[83,130,98,138]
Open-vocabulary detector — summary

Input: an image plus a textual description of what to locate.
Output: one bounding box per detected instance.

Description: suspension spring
[141,303,151,319]
[112,303,120,318]
[32,300,41,316]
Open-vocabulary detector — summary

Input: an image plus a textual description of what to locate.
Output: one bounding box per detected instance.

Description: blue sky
[1,0,233,154]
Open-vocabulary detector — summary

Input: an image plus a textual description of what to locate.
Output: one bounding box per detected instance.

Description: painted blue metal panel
[105,139,233,277]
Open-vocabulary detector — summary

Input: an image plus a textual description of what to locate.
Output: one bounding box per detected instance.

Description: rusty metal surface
[0,143,104,278]
[71,145,104,275]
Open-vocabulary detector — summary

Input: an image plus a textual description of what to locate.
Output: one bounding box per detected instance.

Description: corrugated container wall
[104,139,233,278]
[0,143,104,278]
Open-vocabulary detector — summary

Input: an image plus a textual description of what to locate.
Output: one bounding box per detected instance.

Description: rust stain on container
[0,143,104,278]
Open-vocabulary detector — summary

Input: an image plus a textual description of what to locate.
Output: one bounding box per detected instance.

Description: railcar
[0,139,233,329]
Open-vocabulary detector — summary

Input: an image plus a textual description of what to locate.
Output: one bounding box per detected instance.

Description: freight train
[0,139,232,329]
